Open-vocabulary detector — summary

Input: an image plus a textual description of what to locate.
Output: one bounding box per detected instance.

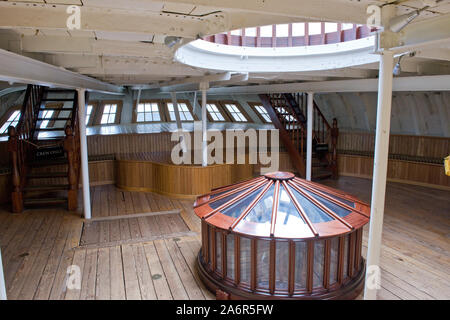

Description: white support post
[170,92,186,153]
[136,88,141,113]
[364,50,394,300]
[306,92,314,181]
[77,88,91,220]
[200,82,209,167]
[0,248,6,300]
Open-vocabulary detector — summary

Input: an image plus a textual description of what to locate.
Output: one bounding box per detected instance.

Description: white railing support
[306,92,314,181]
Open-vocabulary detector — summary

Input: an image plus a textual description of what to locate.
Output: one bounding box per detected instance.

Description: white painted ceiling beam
[21,36,172,59]
[204,75,450,95]
[387,13,450,52]
[415,48,450,61]
[0,2,229,38]
[132,72,231,90]
[160,0,370,24]
[0,48,123,94]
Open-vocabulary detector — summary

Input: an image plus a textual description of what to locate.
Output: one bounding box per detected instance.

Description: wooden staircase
[8,85,82,213]
[259,93,338,180]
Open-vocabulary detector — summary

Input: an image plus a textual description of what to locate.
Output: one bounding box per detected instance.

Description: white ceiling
[0,0,448,88]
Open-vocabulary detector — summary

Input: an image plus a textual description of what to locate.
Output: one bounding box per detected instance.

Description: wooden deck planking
[0,178,448,300]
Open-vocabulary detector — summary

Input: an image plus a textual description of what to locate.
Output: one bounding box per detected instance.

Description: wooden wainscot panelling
[116,158,254,199]
[338,154,450,190]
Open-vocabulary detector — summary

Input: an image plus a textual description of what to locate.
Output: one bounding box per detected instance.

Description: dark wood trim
[355,229,362,271]
[348,231,356,277]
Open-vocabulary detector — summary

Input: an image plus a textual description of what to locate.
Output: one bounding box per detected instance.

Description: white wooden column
[0,248,6,300]
[77,88,91,220]
[306,92,314,181]
[364,50,394,300]
[200,82,209,167]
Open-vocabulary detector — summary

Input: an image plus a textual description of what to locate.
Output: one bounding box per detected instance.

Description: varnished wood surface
[0,178,449,300]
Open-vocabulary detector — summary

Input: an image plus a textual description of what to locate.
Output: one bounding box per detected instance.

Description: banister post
[64,125,77,211]
[331,118,339,179]
[8,126,23,213]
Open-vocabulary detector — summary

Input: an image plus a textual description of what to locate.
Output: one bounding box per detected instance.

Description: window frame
[96,100,123,126]
[132,100,165,123]
[198,100,230,122]
[0,106,21,136]
[162,99,198,122]
[85,101,99,127]
[248,101,272,123]
[219,100,252,123]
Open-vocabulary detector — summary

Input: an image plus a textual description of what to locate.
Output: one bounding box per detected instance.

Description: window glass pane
[226,234,235,281]
[294,241,308,290]
[110,104,117,113]
[276,241,289,291]
[169,112,176,121]
[153,112,160,121]
[313,240,325,288]
[225,104,247,122]
[101,114,108,124]
[137,113,144,122]
[260,25,272,37]
[256,239,270,289]
[137,104,144,112]
[216,232,222,273]
[104,105,110,114]
[342,23,354,30]
[330,237,339,285]
[151,103,158,112]
[308,22,322,35]
[240,237,251,284]
[145,103,151,112]
[292,23,305,36]
[167,103,174,111]
[230,29,241,36]
[245,27,256,37]
[276,24,289,37]
[108,114,115,123]
[325,22,337,33]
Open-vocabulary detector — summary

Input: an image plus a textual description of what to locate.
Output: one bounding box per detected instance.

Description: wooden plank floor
[0,178,449,300]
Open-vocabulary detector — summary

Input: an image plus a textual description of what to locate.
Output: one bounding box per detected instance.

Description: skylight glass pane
[277,186,305,226]
[292,23,305,36]
[303,190,352,218]
[242,184,275,225]
[308,22,322,35]
[291,187,333,223]
[276,24,289,37]
[260,25,272,37]
[219,185,264,219]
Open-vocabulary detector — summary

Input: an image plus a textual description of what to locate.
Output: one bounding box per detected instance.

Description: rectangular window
[253,105,272,123]
[136,102,161,122]
[206,103,225,121]
[260,25,273,37]
[276,24,289,37]
[0,110,21,134]
[40,110,54,128]
[101,104,117,124]
[167,102,194,121]
[85,105,93,125]
[225,103,247,122]
[308,22,322,35]
[292,23,305,36]
[245,28,257,37]
[230,29,242,36]
[325,22,337,33]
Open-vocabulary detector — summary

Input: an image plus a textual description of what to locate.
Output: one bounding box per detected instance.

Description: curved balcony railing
[203,23,375,48]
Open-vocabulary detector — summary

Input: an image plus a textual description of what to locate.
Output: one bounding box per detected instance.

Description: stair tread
[37,117,71,121]
[28,158,68,166]
[24,184,69,191]
[27,172,67,178]
[41,98,75,101]
[24,197,67,204]
[39,107,73,111]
